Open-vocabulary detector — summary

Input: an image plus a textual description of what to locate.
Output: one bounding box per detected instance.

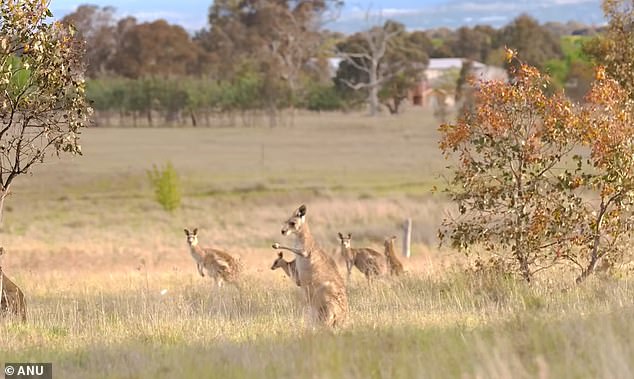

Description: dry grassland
[1,109,633,378]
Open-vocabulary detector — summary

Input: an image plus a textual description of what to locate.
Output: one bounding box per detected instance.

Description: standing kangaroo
[184,228,242,288]
[0,247,26,322]
[338,232,385,283]
[384,236,405,276]
[270,252,301,287]
[273,204,348,328]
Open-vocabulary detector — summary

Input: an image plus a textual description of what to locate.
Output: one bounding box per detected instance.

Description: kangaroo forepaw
[272,242,281,249]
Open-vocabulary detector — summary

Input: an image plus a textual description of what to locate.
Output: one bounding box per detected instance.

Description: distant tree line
[61,3,602,126]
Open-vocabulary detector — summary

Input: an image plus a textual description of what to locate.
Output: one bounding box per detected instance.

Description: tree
[205,0,342,125]
[259,1,340,112]
[147,162,181,212]
[450,25,497,62]
[563,59,594,102]
[378,28,428,114]
[498,14,563,71]
[573,68,634,283]
[583,0,634,99]
[0,0,91,222]
[336,21,396,116]
[440,50,634,283]
[455,60,475,114]
[439,52,581,282]
[409,31,435,58]
[110,20,200,79]
[336,21,426,116]
[60,5,117,78]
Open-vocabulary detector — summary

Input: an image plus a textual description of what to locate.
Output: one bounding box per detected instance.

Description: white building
[411,58,508,107]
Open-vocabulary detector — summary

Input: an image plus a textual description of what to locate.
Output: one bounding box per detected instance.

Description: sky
[50,0,605,33]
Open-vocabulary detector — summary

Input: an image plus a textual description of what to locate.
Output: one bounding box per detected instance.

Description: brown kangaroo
[271,252,301,287]
[273,204,348,328]
[0,247,26,322]
[184,228,242,288]
[384,236,405,276]
[338,232,385,283]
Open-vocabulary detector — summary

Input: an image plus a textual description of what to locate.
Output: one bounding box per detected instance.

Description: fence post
[403,218,412,258]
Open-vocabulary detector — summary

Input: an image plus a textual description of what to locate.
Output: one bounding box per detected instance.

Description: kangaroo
[384,236,405,276]
[338,232,385,283]
[0,247,26,322]
[273,204,348,328]
[271,252,301,287]
[184,228,242,288]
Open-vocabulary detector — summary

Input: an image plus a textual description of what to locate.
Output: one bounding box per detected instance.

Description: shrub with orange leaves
[440,54,634,283]
[439,57,583,282]
[573,69,634,283]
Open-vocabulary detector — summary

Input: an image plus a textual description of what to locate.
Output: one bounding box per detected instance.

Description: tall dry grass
[1,268,633,378]
[0,111,632,377]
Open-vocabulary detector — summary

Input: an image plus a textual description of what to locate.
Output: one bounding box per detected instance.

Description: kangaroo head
[281,204,307,236]
[184,228,199,246]
[271,251,286,270]
[337,232,352,249]
[384,236,397,250]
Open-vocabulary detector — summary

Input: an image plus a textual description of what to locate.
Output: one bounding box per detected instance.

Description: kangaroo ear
[193,228,198,235]
[348,233,352,239]
[184,229,190,235]
[297,204,307,217]
[278,252,283,258]
[338,232,343,239]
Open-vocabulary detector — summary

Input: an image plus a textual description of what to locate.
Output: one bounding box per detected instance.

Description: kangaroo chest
[189,246,205,264]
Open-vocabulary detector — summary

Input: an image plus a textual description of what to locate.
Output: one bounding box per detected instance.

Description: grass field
[1,109,633,378]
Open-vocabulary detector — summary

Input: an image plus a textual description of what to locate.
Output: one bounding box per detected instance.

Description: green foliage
[225,67,265,112]
[147,162,181,212]
[0,0,91,211]
[544,58,568,86]
[583,0,634,99]
[86,70,283,125]
[499,14,564,71]
[305,84,344,111]
[545,36,594,98]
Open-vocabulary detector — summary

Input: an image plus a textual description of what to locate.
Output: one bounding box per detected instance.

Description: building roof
[428,58,485,70]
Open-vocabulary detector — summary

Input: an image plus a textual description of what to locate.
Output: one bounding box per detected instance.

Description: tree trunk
[576,256,602,284]
[393,97,403,114]
[368,58,380,116]
[385,97,402,115]
[577,200,608,284]
[369,85,380,116]
[268,103,278,128]
[190,110,197,127]
[0,188,10,228]
[288,81,297,127]
[576,234,604,284]
[518,254,531,283]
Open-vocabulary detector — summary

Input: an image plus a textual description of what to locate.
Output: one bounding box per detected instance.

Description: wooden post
[403,218,412,258]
